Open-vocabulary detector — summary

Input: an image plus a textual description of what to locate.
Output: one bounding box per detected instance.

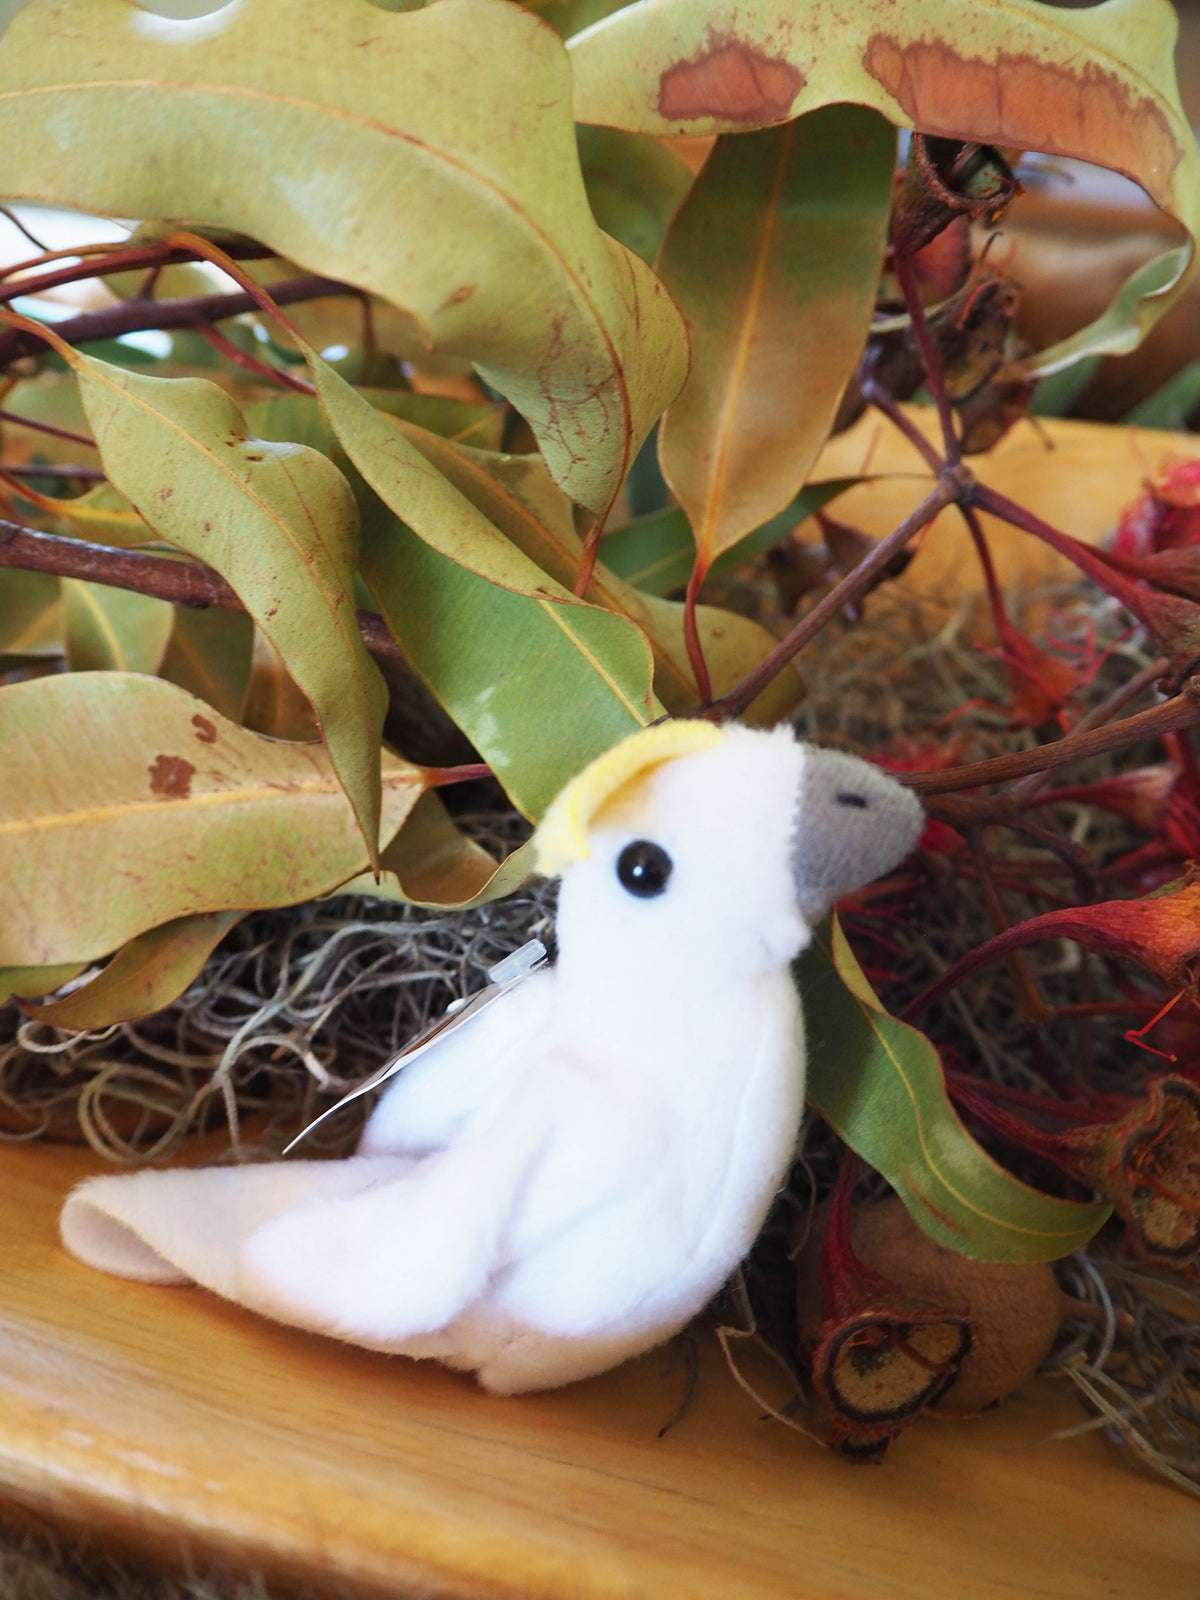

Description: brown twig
[0,239,271,301]
[0,206,49,254]
[194,322,315,395]
[892,249,961,467]
[0,273,357,367]
[905,678,1200,795]
[0,517,401,662]
[860,375,944,473]
[964,822,1050,1023]
[0,407,96,450]
[709,475,964,721]
[1,462,106,481]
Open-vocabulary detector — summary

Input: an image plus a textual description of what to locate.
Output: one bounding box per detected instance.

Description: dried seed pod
[796,1197,1065,1436]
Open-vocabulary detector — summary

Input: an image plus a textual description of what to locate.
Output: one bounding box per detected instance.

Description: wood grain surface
[0,1143,1197,1599]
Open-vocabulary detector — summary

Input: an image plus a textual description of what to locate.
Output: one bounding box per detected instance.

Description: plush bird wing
[358,969,553,1157]
[239,1103,547,1345]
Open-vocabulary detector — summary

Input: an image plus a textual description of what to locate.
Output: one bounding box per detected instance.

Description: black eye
[616,840,673,898]
[837,792,869,809]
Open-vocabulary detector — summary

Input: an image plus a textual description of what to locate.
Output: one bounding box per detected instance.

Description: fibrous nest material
[1,578,1197,1493]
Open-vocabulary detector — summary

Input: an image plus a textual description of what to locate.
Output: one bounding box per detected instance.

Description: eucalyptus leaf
[386,421,801,723]
[63,578,174,674]
[157,606,254,724]
[23,910,245,1029]
[336,792,537,908]
[797,917,1110,1262]
[657,108,894,564]
[1120,361,1200,430]
[26,331,389,864]
[600,478,860,595]
[0,672,425,967]
[0,0,689,514]
[304,350,658,819]
[576,126,692,264]
[0,568,61,656]
[0,959,89,1006]
[570,0,1200,373]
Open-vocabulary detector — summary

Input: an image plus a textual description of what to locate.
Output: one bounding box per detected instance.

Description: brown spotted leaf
[0,673,425,968]
[5,319,390,866]
[569,0,1200,369]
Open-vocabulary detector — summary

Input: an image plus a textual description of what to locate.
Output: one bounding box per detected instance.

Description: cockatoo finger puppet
[61,721,922,1394]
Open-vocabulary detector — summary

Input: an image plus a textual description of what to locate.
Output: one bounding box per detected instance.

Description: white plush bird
[61,721,922,1394]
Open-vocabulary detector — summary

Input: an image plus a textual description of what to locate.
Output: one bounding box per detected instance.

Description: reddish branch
[706,473,965,721]
[0,517,401,664]
[904,682,1200,797]
[0,273,358,367]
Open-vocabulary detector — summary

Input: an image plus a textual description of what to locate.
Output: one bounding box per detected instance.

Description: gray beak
[790,747,924,923]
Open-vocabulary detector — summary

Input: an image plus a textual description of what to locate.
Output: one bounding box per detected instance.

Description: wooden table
[1,1142,1196,1599]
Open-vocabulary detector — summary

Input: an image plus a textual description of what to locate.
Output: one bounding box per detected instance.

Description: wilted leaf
[157,606,254,724]
[62,578,175,674]
[15,327,389,864]
[23,910,245,1029]
[569,0,1200,369]
[305,352,657,818]
[385,419,800,721]
[0,0,689,514]
[796,917,1109,1261]
[337,791,537,908]
[576,125,692,263]
[657,107,894,565]
[0,568,61,657]
[600,477,859,595]
[0,672,426,967]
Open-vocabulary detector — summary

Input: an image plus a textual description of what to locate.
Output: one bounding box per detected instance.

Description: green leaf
[1120,361,1200,430]
[0,672,426,967]
[157,606,254,724]
[569,0,1200,373]
[243,390,505,460]
[0,568,61,657]
[576,126,692,264]
[657,108,894,565]
[797,917,1110,1262]
[0,959,88,1006]
[381,422,790,715]
[22,910,244,1029]
[600,477,860,596]
[305,353,657,819]
[62,578,175,674]
[1028,356,1103,419]
[336,791,537,908]
[34,336,389,865]
[0,0,689,514]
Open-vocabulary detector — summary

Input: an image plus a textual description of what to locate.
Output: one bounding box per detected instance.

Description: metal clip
[282,938,548,1154]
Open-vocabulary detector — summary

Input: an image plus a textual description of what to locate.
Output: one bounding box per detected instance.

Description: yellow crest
[534,721,725,876]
